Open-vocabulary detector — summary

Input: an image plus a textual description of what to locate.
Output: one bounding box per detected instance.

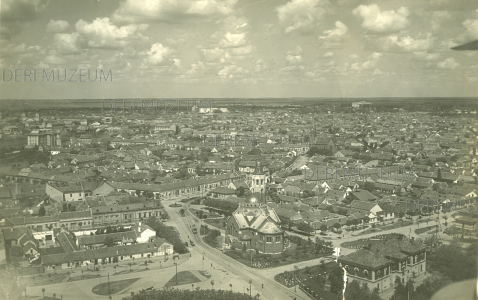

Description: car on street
[190,240,195,246]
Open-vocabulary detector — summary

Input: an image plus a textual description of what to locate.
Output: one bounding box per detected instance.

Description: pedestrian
[262,283,264,288]
[211,263,213,267]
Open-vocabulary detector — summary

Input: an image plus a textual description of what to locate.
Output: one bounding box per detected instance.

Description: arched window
[354,267,359,272]
[377,270,381,275]
[364,270,369,276]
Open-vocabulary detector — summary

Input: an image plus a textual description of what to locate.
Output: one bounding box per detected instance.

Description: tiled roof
[339,249,391,269]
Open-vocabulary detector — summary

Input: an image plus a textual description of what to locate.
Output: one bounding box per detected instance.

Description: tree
[302,190,315,198]
[328,264,344,294]
[320,224,328,233]
[344,280,381,300]
[364,182,375,192]
[9,246,24,264]
[333,223,341,232]
[427,241,478,282]
[39,205,46,216]
[398,211,405,222]
[235,186,245,197]
[346,219,353,229]
[104,235,115,247]
[415,272,452,299]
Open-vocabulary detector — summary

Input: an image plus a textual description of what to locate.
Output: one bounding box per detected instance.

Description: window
[275,236,281,242]
[266,237,272,242]
[259,235,264,241]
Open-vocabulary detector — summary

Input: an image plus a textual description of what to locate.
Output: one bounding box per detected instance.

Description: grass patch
[225,243,332,268]
[26,274,68,287]
[165,271,202,287]
[341,233,406,249]
[415,225,438,235]
[91,278,139,295]
[67,274,100,282]
[203,217,226,230]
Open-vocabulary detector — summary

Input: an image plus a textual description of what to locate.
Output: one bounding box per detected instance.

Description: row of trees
[145,216,188,254]
[203,228,221,248]
[127,288,258,300]
[203,198,239,213]
[388,241,478,300]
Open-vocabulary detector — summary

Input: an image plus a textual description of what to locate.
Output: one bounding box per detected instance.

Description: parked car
[190,240,195,246]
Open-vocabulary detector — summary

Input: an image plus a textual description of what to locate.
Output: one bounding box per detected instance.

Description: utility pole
[108,272,111,300]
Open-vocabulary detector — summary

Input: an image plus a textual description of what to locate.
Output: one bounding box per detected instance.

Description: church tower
[251,161,268,203]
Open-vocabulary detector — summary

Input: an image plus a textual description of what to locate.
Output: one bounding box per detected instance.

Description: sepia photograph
[0,1,477,300]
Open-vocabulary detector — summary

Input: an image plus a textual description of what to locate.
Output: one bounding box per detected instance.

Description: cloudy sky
[1,0,478,99]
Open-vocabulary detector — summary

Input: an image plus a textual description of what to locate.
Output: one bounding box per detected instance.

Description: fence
[19,265,44,276]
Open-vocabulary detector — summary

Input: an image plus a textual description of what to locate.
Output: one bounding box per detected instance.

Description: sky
[0,0,478,99]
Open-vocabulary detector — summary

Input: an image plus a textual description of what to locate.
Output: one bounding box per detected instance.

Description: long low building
[41,237,173,270]
[107,172,244,199]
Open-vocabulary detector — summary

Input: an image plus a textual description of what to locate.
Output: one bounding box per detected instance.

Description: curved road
[165,201,310,300]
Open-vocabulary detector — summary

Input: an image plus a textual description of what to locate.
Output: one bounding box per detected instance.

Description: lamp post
[174,262,178,285]
[249,279,252,297]
[108,272,111,300]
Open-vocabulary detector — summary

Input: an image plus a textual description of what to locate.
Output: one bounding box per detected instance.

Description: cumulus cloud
[353,4,410,33]
[46,20,70,33]
[319,21,348,40]
[202,47,226,62]
[220,33,247,48]
[383,34,434,52]
[54,33,81,54]
[113,0,238,23]
[75,18,148,49]
[437,57,459,69]
[286,54,303,65]
[218,64,246,78]
[276,0,329,34]
[350,52,382,72]
[143,43,172,66]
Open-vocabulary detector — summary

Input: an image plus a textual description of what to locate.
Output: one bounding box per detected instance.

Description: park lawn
[67,274,100,282]
[165,271,202,287]
[225,243,332,268]
[341,233,406,249]
[203,217,226,230]
[415,225,438,235]
[274,261,338,300]
[91,278,140,295]
[26,274,68,287]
